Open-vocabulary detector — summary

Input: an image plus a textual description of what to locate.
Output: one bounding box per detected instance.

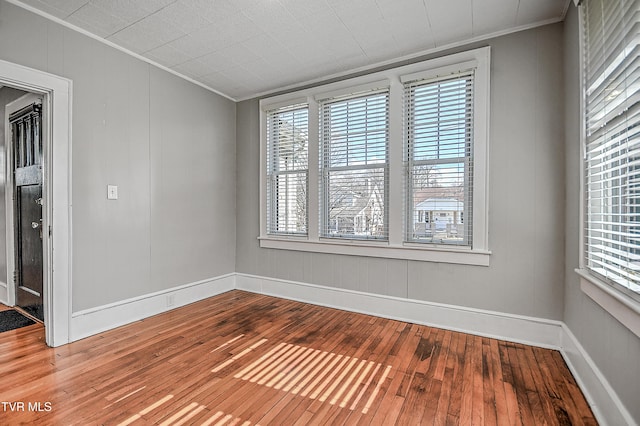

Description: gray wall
[563,5,640,421]
[0,0,236,312]
[236,23,566,320]
[0,86,27,284]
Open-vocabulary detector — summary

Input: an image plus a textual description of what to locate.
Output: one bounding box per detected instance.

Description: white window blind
[405,72,474,246]
[320,90,389,240]
[266,104,309,235]
[583,0,640,295]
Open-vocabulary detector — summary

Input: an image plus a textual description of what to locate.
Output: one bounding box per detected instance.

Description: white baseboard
[235,273,563,349]
[69,274,235,342]
[560,325,635,426]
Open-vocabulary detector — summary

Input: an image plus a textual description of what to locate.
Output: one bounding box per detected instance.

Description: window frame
[259,47,491,266]
[403,69,475,247]
[576,0,640,337]
[318,88,390,241]
[265,102,310,236]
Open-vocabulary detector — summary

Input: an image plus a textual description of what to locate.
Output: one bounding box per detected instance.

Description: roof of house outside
[416,198,464,212]
[331,185,382,218]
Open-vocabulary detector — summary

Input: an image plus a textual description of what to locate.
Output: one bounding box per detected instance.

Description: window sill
[576,268,640,338]
[258,236,491,266]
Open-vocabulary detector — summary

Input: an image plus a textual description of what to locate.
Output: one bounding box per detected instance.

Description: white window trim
[259,47,491,266]
[575,1,640,332]
[576,269,640,338]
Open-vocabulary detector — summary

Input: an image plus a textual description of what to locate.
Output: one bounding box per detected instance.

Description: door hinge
[48,226,52,237]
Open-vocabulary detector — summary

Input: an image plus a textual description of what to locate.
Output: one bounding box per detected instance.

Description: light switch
[107,185,118,200]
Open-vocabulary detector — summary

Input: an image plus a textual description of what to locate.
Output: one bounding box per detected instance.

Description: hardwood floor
[0,291,597,425]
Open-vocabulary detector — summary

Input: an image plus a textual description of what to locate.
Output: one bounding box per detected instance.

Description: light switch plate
[107,185,118,200]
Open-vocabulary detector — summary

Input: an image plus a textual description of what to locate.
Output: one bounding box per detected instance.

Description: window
[259,47,490,266]
[405,72,474,246]
[583,0,640,297]
[320,90,389,240]
[266,104,309,235]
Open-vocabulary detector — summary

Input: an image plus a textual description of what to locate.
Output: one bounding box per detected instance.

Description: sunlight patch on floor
[232,342,392,413]
[117,394,174,426]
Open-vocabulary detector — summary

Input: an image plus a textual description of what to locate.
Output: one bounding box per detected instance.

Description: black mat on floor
[0,309,36,333]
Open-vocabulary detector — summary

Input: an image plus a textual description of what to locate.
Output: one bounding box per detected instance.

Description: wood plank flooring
[0,291,597,425]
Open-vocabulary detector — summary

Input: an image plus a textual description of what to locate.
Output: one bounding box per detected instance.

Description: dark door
[9,100,44,321]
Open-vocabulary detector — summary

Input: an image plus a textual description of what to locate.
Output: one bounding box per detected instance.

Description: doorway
[0,59,72,347]
[6,93,45,321]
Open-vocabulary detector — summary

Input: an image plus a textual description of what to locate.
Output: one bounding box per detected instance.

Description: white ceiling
[14,0,570,101]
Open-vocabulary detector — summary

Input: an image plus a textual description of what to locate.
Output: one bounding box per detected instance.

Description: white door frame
[0,59,72,347]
